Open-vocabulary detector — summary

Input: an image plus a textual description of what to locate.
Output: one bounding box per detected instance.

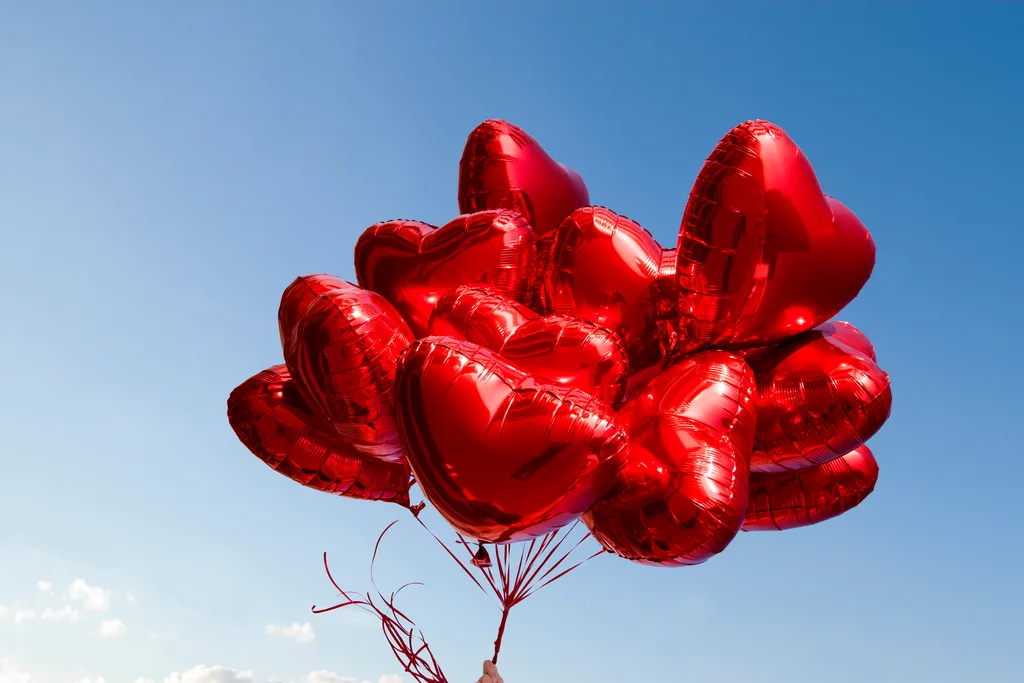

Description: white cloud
[0,659,32,683]
[14,609,36,623]
[264,622,315,643]
[41,604,81,621]
[149,632,159,639]
[0,605,7,619]
[72,677,106,683]
[126,591,138,605]
[305,673,356,683]
[69,579,112,612]
[36,581,52,595]
[164,665,254,683]
[99,618,127,637]
[373,677,403,683]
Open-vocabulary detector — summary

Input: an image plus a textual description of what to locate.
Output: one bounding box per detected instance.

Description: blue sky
[1,2,1022,682]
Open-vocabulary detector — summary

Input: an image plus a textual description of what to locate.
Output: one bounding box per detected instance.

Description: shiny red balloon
[354,210,538,337]
[427,286,628,405]
[279,275,413,463]
[458,119,590,238]
[745,321,892,472]
[227,365,412,505]
[394,337,629,543]
[544,206,678,383]
[584,352,757,565]
[743,445,878,531]
[676,120,875,350]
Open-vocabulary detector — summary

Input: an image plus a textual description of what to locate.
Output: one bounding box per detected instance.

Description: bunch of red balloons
[228,119,892,567]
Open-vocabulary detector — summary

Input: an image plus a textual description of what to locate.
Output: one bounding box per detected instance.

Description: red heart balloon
[583,351,758,566]
[394,337,628,543]
[544,207,678,381]
[354,210,538,337]
[279,275,414,463]
[743,445,878,531]
[427,286,628,405]
[744,321,891,472]
[676,120,876,350]
[458,119,590,238]
[227,365,411,505]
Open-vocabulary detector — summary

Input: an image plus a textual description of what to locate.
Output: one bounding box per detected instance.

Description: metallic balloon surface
[584,352,757,565]
[394,337,628,543]
[279,275,413,463]
[676,120,875,350]
[743,445,878,531]
[458,119,590,238]
[427,286,628,404]
[227,365,411,505]
[745,321,892,472]
[545,206,678,381]
[354,210,538,337]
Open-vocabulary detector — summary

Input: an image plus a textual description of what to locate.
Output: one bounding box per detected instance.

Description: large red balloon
[743,445,879,531]
[544,207,678,386]
[354,210,538,337]
[745,321,892,472]
[676,121,875,351]
[279,275,413,463]
[227,365,412,505]
[583,352,757,566]
[394,337,628,543]
[458,119,590,238]
[427,286,628,405]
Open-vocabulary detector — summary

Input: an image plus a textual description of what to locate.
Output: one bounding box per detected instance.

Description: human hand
[476,660,503,683]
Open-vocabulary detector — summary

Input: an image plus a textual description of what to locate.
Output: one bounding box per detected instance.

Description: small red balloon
[544,206,678,382]
[584,352,758,566]
[227,365,411,505]
[427,286,628,405]
[354,210,538,337]
[394,337,628,543]
[743,445,879,531]
[745,321,892,472]
[279,275,414,463]
[676,121,875,350]
[458,119,590,238]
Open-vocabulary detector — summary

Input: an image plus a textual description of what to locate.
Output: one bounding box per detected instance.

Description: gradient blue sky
[2,3,1022,683]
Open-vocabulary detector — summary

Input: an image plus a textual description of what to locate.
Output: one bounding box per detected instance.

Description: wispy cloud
[264,622,315,643]
[99,618,128,637]
[41,604,81,621]
[0,605,7,619]
[69,579,113,612]
[14,609,36,623]
[36,581,52,595]
[126,591,138,605]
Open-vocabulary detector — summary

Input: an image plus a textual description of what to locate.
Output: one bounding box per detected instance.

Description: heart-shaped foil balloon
[279,275,413,463]
[458,119,590,238]
[676,120,876,351]
[744,321,891,472]
[743,445,878,531]
[227,365,411,505]
[544,206,678,382]
[583,351,758,566]
[427,286,628,405]
[394,337,629,543]
[354,210,538,337]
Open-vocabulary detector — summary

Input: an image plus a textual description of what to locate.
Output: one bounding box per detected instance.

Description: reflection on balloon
[394,337,628,543]
[545,206,678,382]
[354,210,538,336]
[227,365,411,505]
[280,275,413,463]
[743,445,878,531]
[584,352,757,565]
[428,286,628,404]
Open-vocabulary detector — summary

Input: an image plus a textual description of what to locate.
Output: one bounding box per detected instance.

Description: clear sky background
[2,3,1022,683]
